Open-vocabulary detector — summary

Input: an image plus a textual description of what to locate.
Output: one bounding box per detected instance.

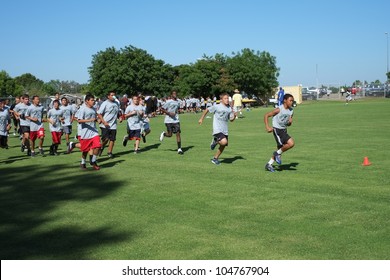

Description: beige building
[275,85,303,104]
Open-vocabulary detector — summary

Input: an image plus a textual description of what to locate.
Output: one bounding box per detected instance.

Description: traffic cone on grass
[362,156,371,166]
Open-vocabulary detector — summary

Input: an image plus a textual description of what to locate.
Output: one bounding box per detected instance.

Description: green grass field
[1,98,389,260]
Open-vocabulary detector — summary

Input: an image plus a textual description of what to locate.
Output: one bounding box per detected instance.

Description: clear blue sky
[1,0,389,87]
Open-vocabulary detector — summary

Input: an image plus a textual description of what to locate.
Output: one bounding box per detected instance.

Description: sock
[177,141,181,149]
[81,158,86,164]
[268,158,275,165]
[91,155,97,163]
[277,149,282,155]
[89,154,93,162]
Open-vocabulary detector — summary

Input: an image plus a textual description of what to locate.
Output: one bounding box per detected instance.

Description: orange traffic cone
[362,156,371,166]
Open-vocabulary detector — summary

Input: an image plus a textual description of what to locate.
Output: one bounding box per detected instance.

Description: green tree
[14,73,45,95]
[0,70,17,96]
[226,48,279,98]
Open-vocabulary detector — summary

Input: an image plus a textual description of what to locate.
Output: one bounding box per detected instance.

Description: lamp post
[386,32,389,97]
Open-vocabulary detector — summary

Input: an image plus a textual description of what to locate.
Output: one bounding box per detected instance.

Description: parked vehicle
[302,87,317,100]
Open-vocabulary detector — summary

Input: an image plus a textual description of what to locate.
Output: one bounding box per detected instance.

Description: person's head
[55,93,60,99]
[234,89,240,94]
[106,91,116,102]
[53,99,60,109]
[0,99,4,109]
[32,95,40,106]
[220,93,230,105]
[15,96,20,103]
[84,93,95,108]
[132,95,140,105]
[283,94,294,108]
[171,91,177,100]
[22,94,29,104]
[61,97,69,106]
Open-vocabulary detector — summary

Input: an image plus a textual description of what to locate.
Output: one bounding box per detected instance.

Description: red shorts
[30,128,45,141]
[51,132,62,144]
[79,135,101,152]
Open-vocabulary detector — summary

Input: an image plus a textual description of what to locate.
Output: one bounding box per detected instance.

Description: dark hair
[61,97,68,101]
[219,92,229,98]
[53,99,60,106]
[107,91,115,97]
[22,93,29,99]
[85,93,95,101]
[284,93,293,100]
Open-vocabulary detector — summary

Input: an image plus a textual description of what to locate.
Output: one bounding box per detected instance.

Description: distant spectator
[277,87,285,106]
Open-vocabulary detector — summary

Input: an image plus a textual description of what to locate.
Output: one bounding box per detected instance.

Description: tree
[226,49,279,98]
[0,70,17,96]
[14,73,44,95]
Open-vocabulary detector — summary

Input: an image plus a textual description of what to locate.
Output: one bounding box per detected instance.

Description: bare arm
[198,108,209,125]
[264,108,280,133]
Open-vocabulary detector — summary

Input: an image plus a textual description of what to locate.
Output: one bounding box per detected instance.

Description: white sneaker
[177,148,183,155]
[159,131,165,142]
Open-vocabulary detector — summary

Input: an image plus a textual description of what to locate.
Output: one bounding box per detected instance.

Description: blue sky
[1,0,389,88]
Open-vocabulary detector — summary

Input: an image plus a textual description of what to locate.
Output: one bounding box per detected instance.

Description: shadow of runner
[220,156,245,164]
[276,162,299,171]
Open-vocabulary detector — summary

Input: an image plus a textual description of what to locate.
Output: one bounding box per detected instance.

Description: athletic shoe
[211,158,220,165]
[49,145,55,155]
[107,152,114,158]
[265,163,275,172]
[39,148,44,155]
[273,151,282,165]
[30,151,36,158]
[21,144,25,152]
[27,149,31,156]
[177,148,183,155]
[142,133,146,143]
[67,142,75,154]
[159,131,165,142]
[91,162,100,170]
[210,138,217,150]
[80,163,87,170]
[122,135,128,147]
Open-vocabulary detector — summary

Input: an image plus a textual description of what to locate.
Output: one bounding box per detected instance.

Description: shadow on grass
[276,162,299,171]
[167,145,194,153]
[0,163,132,259]
[220,155,245,164]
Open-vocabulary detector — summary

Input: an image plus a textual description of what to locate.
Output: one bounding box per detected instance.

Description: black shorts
[273,128,291,149]
[165,123,181,134]
[0,135,7,147]
[101,127,117,141]
[20,125,30,134]
[213,133,228,146]
[128,129,141,140]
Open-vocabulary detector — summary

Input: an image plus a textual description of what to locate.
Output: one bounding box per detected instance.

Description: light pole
[385,32,389,97]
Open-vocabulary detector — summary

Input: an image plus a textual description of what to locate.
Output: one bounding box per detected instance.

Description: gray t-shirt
[47,108,63,132]
[162,99,180,124]
[77,105,99,139]
[25,104,44,132]
[125,104,144,130]
[208,103,234,135]
[14,102,30,127]
[97,99,119,129]
[272,105,293,129]
[60,105,74,126]
[0,107,11,136]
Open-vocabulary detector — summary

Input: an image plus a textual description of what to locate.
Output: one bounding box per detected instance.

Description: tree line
[1,45,281,99]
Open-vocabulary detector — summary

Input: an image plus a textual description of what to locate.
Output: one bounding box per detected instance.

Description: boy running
[198,93,236,165]
[264,93,295,172]
[77,94,101,170]
[123,95,145,154]
[97,91,120,158]
[0,99,11,149]
[159,91,183,154]
[25,95,45,157]
[13,94,31,154]
[47,99,64,155]
[60,97,74,147]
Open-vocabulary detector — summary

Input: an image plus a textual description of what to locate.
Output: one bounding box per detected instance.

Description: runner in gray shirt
[198,93,236,165]
[123,95,144,154]
[25,95,45,157]
[13,94,31,154]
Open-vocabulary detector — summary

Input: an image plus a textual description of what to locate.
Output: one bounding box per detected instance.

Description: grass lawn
[1,98,389,260]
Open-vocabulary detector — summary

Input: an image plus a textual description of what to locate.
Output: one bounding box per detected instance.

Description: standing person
[9,96,21,136]
[60,97,74,147]
[264,93,295,172]
[0,99,11,149]
[159,91,183,154]
[198,93,236,165]
[77,93,101,170]
[49,93,61,110]
[122,95,145,153]
[47,99,64,155]
[232,89,243,118]
[139,96,151,143]
[25,95,45,157]
[277,87,285,106]
[97,91,120,158]
[13,94,31,154]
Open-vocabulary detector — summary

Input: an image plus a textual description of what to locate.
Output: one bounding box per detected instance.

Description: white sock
[81,158,86,164]
[91,155,97,162]
[277,149,282,155]
[268,158,275,165]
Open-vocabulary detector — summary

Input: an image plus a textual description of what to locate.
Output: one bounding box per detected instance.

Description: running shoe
[177,148,183,155]
[211,158,220,165]
[122,135,128,147]
[91,162,100,170]
[265,163,275,172]
[80,163,87,170]
[273,151,282,165]
[159,131,165,142]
